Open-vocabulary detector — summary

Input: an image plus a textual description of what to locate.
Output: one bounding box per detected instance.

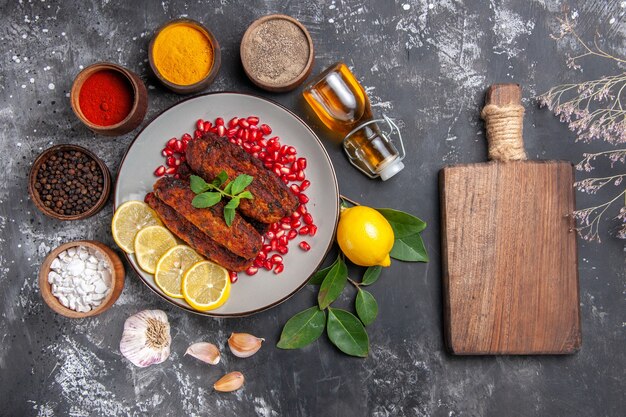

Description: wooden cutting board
[439,84,581,355]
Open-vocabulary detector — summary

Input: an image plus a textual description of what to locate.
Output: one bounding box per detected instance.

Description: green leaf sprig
[277,198,428,357]
[189,172,254,227]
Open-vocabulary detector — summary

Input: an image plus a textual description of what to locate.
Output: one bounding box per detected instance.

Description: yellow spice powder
[153,23,213,86]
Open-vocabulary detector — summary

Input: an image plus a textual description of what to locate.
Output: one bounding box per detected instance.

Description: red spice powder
[78,70,134,126]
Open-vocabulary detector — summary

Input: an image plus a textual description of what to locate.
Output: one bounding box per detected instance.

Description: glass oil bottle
[303,62,405,180]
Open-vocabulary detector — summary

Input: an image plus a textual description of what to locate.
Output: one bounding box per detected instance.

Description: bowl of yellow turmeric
[149,18,221,94]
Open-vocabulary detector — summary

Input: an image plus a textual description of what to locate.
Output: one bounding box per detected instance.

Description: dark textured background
[1,0,624,416]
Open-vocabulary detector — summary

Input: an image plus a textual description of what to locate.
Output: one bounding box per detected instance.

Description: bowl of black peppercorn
[28,144,111,221]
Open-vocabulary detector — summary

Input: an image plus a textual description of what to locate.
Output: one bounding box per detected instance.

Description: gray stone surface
[1,0,624,416]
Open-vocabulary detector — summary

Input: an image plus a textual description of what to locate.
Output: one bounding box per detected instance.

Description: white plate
[115,93,339,317]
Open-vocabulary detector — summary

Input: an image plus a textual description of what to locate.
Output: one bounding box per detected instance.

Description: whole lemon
[337,206,394,267]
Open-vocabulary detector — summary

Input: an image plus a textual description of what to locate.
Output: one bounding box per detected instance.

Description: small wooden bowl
[149,18,222,94]
[241,14,314,93]
[28,144,111,221]
[71,62,148,136]
[39,240,125,318]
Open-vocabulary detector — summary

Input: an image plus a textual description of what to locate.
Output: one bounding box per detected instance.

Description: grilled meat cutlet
[186,132,299,224]
[145,193,254,271]
[153,176,262,260]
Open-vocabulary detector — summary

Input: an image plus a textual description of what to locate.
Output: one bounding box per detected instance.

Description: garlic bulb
[214,371,245,392]
[185,342,220,365]
[120,309,171,367]
[228,332,264,358]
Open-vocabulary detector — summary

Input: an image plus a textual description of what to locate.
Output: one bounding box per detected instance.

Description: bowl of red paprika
[70,62,148,136]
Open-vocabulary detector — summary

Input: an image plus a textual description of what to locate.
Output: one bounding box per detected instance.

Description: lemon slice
[182,260,231,311]
[112,201,162,253]
[134,225,177,274]
[155,245,203,298]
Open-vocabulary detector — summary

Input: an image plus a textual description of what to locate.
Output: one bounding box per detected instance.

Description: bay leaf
[327,308,369,357]
[355,289,378,326]
[390,233,429,262]
[361,265,382,286]
[277,307,326,349]
[376,208,427,238]
[317,257,348,309]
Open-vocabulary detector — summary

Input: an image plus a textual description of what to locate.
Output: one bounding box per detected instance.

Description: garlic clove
[228,332,264,358]
[185,342,220,365]
[213,371,245,392]
[120,309,171,368]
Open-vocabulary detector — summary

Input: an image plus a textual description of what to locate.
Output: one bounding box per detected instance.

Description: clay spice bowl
[28,144,111,221]
[241,14,314,92]
[39,240,125,318]
[149,18,222,94]
[71,62,148,136]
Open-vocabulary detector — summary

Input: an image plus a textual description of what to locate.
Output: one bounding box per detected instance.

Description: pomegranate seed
[196,119,205,131]
[182,133,192,141]
[266,231,275,240]
[299,226,309,235]
[287,173,297,181]
[274,264,284,274]
[276,229,286,238]
[257,251,267,260]
[286,155,297,163]
[264,259,273,270]
[246,266,258,276]
[271,240,278,251]
[166,156,176,167]
[167,138,177,149]
[180,155,186,163]
[174,140,183,152]
[162,148,173,157]
[258,139,268,148]
[228,117,239,128]
[280,167,290,175]
[165,167,177,175]
[287,146,297,155]
[217,125,226,137]
[203,121,212,132]
[278,236,288,246]
[281,223,291,230]
[298,194,309,204]
[291,220,301,228]
[296,170,306,181]
[300,180,311,191]
[154,166,166,176]
[291,211,301,220]
[309,225,318,236]
[260,124,272,135]
[175,159,181,166]
[303,213,314,225]
[290,184,301,194]
[292,161,300,171]
[299,241,311,251]
[298,158,307,169]
[278,246,288,255]
[262,244,272,253]
[174,174,180,179]
[287,229,298,240]
[258,151,267,160]
[249,130,259,141]
[238,118,250,128]
[251,145,262,153]
[253,258,264,268]
[270,254,283,264]
[247,116,259,125]
[194,129,203,139]
[215,117,225,126]
[229,271,238,283]
[270,223,280,232]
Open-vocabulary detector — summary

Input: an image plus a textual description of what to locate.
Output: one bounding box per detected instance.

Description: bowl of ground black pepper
[28,144,111,221]
[71,62,148,136]
[240,14,314,92]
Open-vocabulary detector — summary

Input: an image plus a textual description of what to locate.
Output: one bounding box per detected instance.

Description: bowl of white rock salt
[39,240,125,318]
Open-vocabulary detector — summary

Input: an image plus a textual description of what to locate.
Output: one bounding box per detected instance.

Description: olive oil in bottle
[303,62,405,180]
